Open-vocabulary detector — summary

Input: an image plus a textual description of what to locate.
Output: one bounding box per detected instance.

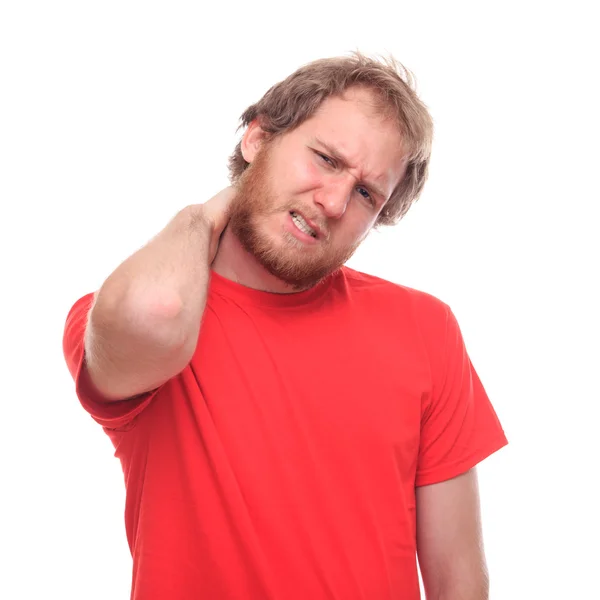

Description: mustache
[230,175,331,240]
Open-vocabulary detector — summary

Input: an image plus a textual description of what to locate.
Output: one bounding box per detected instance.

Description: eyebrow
[310,136,388,202]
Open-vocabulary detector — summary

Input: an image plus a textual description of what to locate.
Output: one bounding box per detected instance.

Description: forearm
[94,204,213,351]
[417,470,490,600]
[437,588,488,600]
[427,570,489,600]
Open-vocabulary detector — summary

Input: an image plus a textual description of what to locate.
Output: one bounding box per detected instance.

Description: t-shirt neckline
[208,268,341,309]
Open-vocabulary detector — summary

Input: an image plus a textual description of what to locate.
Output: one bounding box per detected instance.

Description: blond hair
[228,52,434,226]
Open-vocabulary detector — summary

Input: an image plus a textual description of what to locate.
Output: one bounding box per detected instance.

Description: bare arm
[84,187,235,401]
[416,468,489,600]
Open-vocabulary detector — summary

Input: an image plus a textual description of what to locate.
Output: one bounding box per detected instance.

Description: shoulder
[340,266,450,325]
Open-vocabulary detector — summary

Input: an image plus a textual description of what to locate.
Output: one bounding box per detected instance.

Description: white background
[1,1,598,598]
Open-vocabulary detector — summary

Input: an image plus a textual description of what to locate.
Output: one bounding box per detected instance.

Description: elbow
[93,283,190,352]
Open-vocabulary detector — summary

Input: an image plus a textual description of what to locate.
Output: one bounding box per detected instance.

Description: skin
[417,469,489,599]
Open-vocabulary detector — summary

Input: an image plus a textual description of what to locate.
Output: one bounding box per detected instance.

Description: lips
[290,210,323,239]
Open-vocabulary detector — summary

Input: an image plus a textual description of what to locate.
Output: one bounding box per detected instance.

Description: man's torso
[113,268,432,599]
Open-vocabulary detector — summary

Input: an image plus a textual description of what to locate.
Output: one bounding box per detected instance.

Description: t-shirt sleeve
[63,293,161,431]
[415,302,508,487]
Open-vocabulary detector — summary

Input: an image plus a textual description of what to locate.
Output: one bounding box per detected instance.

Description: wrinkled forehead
[305,92,408,189]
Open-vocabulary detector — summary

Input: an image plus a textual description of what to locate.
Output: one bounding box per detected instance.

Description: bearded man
[64,53,507,600]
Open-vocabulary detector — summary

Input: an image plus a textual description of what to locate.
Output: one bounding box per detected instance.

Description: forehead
[295,88,407,191]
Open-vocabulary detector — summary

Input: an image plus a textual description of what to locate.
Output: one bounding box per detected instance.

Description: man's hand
[196,186,238,263]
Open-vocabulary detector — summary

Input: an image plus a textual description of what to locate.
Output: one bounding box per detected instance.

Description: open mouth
[290,211,317,238]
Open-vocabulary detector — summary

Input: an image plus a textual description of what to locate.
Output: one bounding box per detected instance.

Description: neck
[211,226,302,294]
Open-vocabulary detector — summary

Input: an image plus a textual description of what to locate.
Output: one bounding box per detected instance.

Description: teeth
[291,212,317,237]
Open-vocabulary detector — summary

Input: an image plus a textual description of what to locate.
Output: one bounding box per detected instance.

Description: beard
[226,144,363,291]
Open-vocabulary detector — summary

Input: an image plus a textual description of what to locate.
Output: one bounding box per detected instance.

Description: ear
[241,119,269,163]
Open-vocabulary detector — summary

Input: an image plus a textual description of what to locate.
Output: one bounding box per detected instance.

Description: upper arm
[416,468,489,599]
[63,293,182,429]
[415,301,507,487]
[83,287,193,402]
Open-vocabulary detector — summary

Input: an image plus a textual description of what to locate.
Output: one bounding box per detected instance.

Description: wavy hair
[228,52,433,226]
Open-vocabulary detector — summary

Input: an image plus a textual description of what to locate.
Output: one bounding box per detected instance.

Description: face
[228,87,407,290]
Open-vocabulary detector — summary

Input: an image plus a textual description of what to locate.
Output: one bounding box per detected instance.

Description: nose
[313,176,354,220]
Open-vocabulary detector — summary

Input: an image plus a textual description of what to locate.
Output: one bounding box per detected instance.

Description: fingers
[199,186,239,264]
[206,186,238,232]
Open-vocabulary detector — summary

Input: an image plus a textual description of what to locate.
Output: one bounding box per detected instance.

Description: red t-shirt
[63,267,507,600]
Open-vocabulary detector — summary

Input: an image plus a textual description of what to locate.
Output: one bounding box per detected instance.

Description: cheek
[285,156,322,191]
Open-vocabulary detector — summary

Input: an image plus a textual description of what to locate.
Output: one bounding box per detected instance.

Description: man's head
[226,53,433,289]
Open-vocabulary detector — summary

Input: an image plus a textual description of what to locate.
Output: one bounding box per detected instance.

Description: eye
[356,187,373,204]
[316,152,336,168]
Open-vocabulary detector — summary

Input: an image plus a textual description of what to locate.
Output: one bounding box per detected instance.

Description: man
[63,53,507,599]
